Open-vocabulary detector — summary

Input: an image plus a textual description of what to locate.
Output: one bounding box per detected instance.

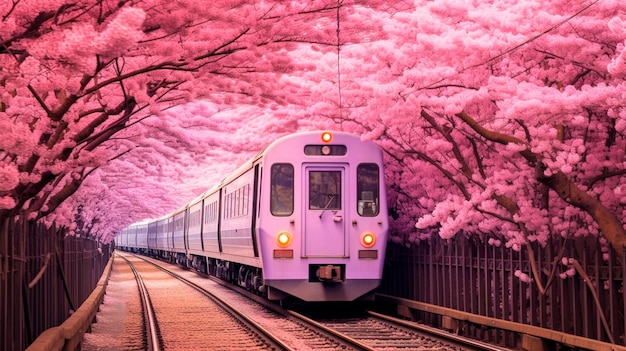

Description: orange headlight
[277,231,292,247]
[321,131,333,143]
[361,232,376,248]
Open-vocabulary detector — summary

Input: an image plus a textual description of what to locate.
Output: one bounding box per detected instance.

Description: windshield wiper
[319,195,336,219]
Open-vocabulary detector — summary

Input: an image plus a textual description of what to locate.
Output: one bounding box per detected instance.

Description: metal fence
[379,233,625,348]
[3,214,623,349]
[0,218,112,351]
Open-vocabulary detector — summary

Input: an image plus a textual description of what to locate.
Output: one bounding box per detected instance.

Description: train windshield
[357,164,380,216]
[270,163,294,216]
[308,171,342,210]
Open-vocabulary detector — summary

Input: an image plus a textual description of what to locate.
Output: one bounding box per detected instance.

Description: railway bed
[82,252,514,351]
[84,252,287,350]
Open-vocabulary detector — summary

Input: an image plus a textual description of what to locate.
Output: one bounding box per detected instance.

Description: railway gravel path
[83,252,509,351]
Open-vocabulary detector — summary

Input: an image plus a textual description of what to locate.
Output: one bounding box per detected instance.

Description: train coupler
[312,264,345,283]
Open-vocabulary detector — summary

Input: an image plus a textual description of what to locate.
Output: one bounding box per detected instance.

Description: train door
[303,165,347,257]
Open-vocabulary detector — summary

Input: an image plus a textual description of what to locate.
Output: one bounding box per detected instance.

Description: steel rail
[116,253,161,351]
[285,309,374,351]
[367,310,513,351]
[130,253,291,351]
[285,307,515,350]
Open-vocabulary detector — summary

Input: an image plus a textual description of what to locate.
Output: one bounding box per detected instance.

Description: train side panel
[115,227,129,250]
[147,221,157,253]
[126,226,137,251]
[201,190,221,254]
[187,200,203,256]
[166,217,174,253]
[219,168,258,262]
[155,217,168,256]
[171,210,186,254]
[135,223,149,254]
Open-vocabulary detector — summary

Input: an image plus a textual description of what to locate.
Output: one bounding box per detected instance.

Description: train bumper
[265,279,381,302]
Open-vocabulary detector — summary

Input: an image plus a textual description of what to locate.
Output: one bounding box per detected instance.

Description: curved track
[118,252,512,350]
[291,312,508,351]
[117,252,289,350]
[117,254,162,351]
[129,253,363,350]
[287,308,514,351]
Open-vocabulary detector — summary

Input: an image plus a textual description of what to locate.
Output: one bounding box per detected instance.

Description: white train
[116,131,388,302]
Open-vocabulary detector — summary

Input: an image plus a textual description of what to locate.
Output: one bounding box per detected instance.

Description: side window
[357,164,380,216]
[270,164,294,216]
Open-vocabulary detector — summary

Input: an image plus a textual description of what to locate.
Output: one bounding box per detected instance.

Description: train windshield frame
[308,170,342,210]
[357,163,380,216]
[270,163,294,216]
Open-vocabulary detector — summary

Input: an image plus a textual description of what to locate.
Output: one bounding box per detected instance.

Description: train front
[258,131,388,302]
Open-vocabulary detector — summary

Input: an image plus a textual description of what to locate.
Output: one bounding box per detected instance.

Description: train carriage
[257,131,388,301]
[114,226,129,249]
[134,222,149,254]
[170,208,187,264]
[186,198,204,256]
[123,226,136,251]
[147,221,158,255]
[201,189,221,254]
[154,216,170,259]
[219,164,259,263]
[117,131,388,302]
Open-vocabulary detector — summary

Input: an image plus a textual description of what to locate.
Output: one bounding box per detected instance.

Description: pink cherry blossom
[1,0,625,254]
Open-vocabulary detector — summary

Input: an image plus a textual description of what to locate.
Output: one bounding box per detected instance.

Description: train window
[309,171,341,210]
[271,164,294,216]
[236,191,239,215]
[189,210,201,227]
[174,215,184,231]
[243,184,249,216]
[357,164,379,216]
[205,202,218,223]
[224,193,230,219]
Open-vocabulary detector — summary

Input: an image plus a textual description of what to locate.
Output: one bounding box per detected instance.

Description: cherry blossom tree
[3,0,626,271]
[304,0,626,288]
[0,0,378,240]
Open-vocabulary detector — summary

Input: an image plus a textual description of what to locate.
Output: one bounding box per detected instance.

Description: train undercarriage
[164,252,266,297]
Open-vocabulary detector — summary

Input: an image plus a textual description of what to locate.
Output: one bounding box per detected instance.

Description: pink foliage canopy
[2,0,626,255]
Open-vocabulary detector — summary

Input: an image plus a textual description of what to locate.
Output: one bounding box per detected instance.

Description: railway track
[117,254,161,350]
[129,253,363,350]
[289,308,512,351]
[118,253,512,350]
[117,252,289,350]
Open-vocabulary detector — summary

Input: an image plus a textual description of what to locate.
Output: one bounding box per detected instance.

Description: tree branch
[457,110,626,257]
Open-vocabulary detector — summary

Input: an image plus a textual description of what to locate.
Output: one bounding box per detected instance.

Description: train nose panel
[303,166,347,257]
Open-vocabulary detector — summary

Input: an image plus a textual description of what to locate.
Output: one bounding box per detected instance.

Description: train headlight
[361,231,376,248]
[321,145,331,155]
[277,231,292,247]
[321,131,333,143]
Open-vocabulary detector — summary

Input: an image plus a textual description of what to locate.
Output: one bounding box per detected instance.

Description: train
[115,131,388,302]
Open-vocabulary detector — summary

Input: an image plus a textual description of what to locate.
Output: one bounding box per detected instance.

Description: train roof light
[361,232,376,248]
[321,132,333,143]
[277,231,292,248]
